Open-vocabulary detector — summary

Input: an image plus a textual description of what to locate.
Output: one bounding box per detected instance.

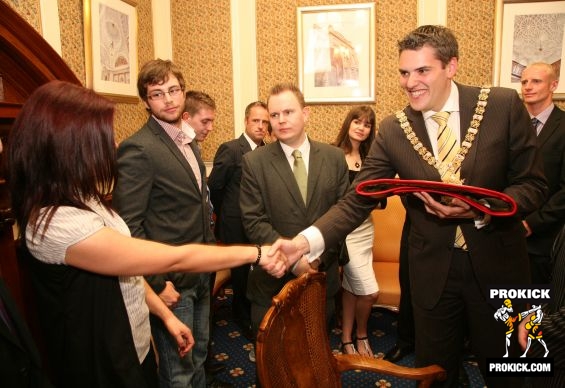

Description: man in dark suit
[272,26,547,387]
[208,101,269,338]
[113,59,223,388]
[0,278,54,387]
[240,84,349,337]
[521,62,565,285]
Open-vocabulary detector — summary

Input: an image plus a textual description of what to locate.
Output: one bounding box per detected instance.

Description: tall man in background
[208,101,269,339]
[272,26,547,387]
[520,62,565,284]
[114,59,222,388]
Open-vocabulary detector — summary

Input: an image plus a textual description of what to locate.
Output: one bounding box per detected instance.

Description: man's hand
[159,281,180,308]
[291,256,317,277]
[413,192,478,219]
[259,245,289,278]
[163,314,194,357]
[268,235,310,268]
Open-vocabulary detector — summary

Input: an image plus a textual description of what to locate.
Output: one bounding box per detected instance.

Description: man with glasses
[114,59,228,388]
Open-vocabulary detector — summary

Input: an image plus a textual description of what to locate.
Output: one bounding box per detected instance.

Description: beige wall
[6,0,565,161]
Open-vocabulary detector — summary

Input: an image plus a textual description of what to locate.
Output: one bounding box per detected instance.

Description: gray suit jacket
[525,105,565,257]
[113,116,215,293]
[314,84,548,309]
[240,139,349,307]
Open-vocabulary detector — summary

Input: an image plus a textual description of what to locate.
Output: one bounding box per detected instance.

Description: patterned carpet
[209,286,486,387]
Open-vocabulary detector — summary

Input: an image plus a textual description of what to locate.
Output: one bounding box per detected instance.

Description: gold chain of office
[395,86,491,185]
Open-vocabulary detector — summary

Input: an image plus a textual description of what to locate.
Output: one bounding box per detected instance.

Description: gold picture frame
[493,0,565,99]
[84,0,138,103]
[297,3,375,104]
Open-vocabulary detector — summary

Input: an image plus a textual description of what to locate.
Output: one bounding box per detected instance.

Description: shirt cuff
[299,226,325,262]
[474,199,491,229]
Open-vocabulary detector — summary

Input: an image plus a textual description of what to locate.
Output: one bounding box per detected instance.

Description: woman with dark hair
[6,80,286,388]
[333,106,379,357]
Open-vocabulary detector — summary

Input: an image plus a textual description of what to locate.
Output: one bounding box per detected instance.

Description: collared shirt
[243,132,262,150]
[279,138,311,174]
[531,103,554,136]
[301,82,465,262]
[423,81,461,158]
[155,115,202,190]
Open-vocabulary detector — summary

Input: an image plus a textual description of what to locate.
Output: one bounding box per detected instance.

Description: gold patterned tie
[432,112,467,250]
[292,149,308,204]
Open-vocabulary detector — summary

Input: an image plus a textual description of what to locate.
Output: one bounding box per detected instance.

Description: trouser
[151,274,211,388]
[413,249,524,388]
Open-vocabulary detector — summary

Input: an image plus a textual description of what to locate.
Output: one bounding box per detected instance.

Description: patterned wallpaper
[6,0,565,161]
[171,0,234,160]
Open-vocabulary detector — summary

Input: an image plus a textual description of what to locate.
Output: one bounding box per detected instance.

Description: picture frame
[84,0,138,103]
[297,3,375,104]
[493,0,565,99]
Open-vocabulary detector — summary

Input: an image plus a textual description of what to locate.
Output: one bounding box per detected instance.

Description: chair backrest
[256,272,446,388]
[256,272,341,388]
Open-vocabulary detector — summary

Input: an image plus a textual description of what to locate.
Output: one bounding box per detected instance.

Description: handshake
[260,235,314,278]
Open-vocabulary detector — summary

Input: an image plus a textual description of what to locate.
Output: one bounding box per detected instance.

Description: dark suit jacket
[240,139,349,307]
[313,84,548,309]
[208,134,254,243]
[0,279,53,388]
[525,105,565,257]
[114,116,215,293]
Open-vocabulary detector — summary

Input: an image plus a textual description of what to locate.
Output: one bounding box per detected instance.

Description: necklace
[395,86,491,185]
[354,161,361,168]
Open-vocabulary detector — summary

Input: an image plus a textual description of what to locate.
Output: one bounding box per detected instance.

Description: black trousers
[396,217,415,349]
[413,249,524,388]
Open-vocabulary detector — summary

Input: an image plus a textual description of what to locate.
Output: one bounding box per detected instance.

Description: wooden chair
[255,272,445,388]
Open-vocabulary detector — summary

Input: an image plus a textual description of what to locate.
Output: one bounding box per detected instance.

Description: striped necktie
[292,149,308,204]
[531,117,541,136]
[432,111,467,250]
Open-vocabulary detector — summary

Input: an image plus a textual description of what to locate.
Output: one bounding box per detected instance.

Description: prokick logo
[493,300,548,358]
[487,285,553,377]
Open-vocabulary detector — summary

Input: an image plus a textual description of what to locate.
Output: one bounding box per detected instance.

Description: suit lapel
[148,117,202,193]
[238,134,252,156]
[306,139,324,207]
[537,106,561,147]
[457,84,480,180]
[269,143,307,210]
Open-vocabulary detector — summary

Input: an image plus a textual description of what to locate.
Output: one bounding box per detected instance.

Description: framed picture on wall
[297,3,375,104]
[493,0,565,99]
[84,0,138,103]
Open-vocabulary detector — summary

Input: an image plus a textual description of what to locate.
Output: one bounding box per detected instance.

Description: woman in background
[333,106,379,357]
[6,80,286,388]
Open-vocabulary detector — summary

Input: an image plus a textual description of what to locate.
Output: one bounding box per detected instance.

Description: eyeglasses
[147,86,183,101]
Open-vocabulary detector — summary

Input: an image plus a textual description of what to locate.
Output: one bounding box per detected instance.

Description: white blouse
[26,200,150,363]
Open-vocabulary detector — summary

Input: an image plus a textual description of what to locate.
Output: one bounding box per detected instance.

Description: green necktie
[292,149,307,204]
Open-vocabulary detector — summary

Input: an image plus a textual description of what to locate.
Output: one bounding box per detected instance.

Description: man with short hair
[184,90,216,143]
[272,26,547,387]
[114,59,225,388]
[521,62,565,284]
[208,101,269,339]
[240,84,349,338]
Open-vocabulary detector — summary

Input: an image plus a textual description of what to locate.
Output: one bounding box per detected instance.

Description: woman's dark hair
[7,80,116,238]
[332,106,376,160]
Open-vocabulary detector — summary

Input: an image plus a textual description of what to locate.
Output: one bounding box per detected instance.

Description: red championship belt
[356,178,518,217]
